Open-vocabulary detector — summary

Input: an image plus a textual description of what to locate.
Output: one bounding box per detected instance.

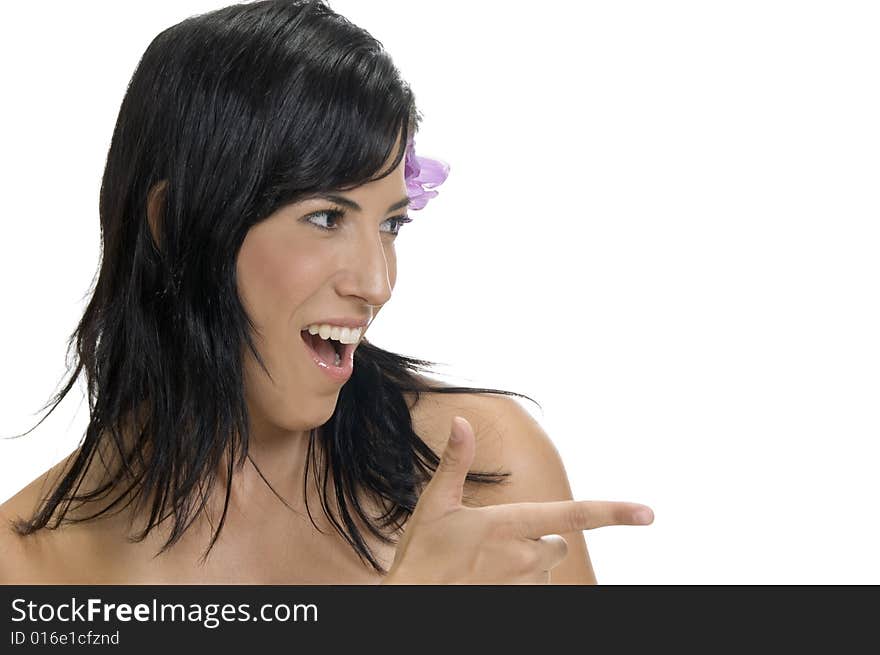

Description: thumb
[419,416,476,514]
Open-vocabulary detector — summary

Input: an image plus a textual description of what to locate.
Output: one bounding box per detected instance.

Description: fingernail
[450,417,464,443]
[634,508,654,524]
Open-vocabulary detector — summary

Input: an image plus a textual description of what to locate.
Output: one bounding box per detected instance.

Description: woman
[0,0,653,584]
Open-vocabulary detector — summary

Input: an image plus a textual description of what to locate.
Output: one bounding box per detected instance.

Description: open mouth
[300,329,349,367]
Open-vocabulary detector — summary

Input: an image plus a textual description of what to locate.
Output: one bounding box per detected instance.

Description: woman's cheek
[250,237,315,305]
[280,245,332,301]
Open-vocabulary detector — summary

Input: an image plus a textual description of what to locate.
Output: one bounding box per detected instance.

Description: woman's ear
[147,180,168,249]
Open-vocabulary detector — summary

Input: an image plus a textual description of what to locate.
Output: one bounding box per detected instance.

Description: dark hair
[7,0,537,575]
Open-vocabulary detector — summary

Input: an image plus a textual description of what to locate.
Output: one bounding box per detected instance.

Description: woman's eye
[304,208,413,236]
[381,215,413,236]
[303,209,344,231]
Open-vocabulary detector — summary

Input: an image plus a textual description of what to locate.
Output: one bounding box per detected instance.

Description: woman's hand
[382,416,653,585]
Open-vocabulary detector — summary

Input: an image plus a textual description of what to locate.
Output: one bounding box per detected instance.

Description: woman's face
[236,145,410,434]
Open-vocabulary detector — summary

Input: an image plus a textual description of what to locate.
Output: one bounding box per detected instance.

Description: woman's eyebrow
[312,192,410,213]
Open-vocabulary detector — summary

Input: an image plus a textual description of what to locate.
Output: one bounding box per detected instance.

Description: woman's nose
[335,234,394,307]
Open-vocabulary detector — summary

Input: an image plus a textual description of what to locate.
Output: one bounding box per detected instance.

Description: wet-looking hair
[8,0,537,575]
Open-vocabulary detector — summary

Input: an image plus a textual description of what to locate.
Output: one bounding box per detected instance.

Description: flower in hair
[404,135,450,210]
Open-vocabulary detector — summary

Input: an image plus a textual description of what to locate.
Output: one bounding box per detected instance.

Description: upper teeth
[305,323,364,344]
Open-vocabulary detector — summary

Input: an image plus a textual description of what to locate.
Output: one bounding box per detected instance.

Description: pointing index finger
[497,500,654,539]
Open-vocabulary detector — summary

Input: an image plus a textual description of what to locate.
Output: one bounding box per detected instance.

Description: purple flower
[404,135,450,210]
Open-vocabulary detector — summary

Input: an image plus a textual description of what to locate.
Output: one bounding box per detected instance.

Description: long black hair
[8,0,537,575]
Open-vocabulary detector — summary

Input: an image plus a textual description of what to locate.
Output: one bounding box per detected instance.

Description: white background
[1,1,878,584]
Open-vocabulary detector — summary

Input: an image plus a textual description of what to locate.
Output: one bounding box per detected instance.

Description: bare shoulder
[0,477,45,584]
[0,496,30,584]
[0,453,80,584]
[404,375,568,507]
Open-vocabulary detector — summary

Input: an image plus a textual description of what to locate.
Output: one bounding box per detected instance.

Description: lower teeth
[333,350,341,366]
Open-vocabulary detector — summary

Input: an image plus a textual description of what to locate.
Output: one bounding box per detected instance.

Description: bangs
[259,49,419,212]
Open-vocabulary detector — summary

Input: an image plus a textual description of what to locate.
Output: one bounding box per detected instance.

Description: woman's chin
[277,397,339,433]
